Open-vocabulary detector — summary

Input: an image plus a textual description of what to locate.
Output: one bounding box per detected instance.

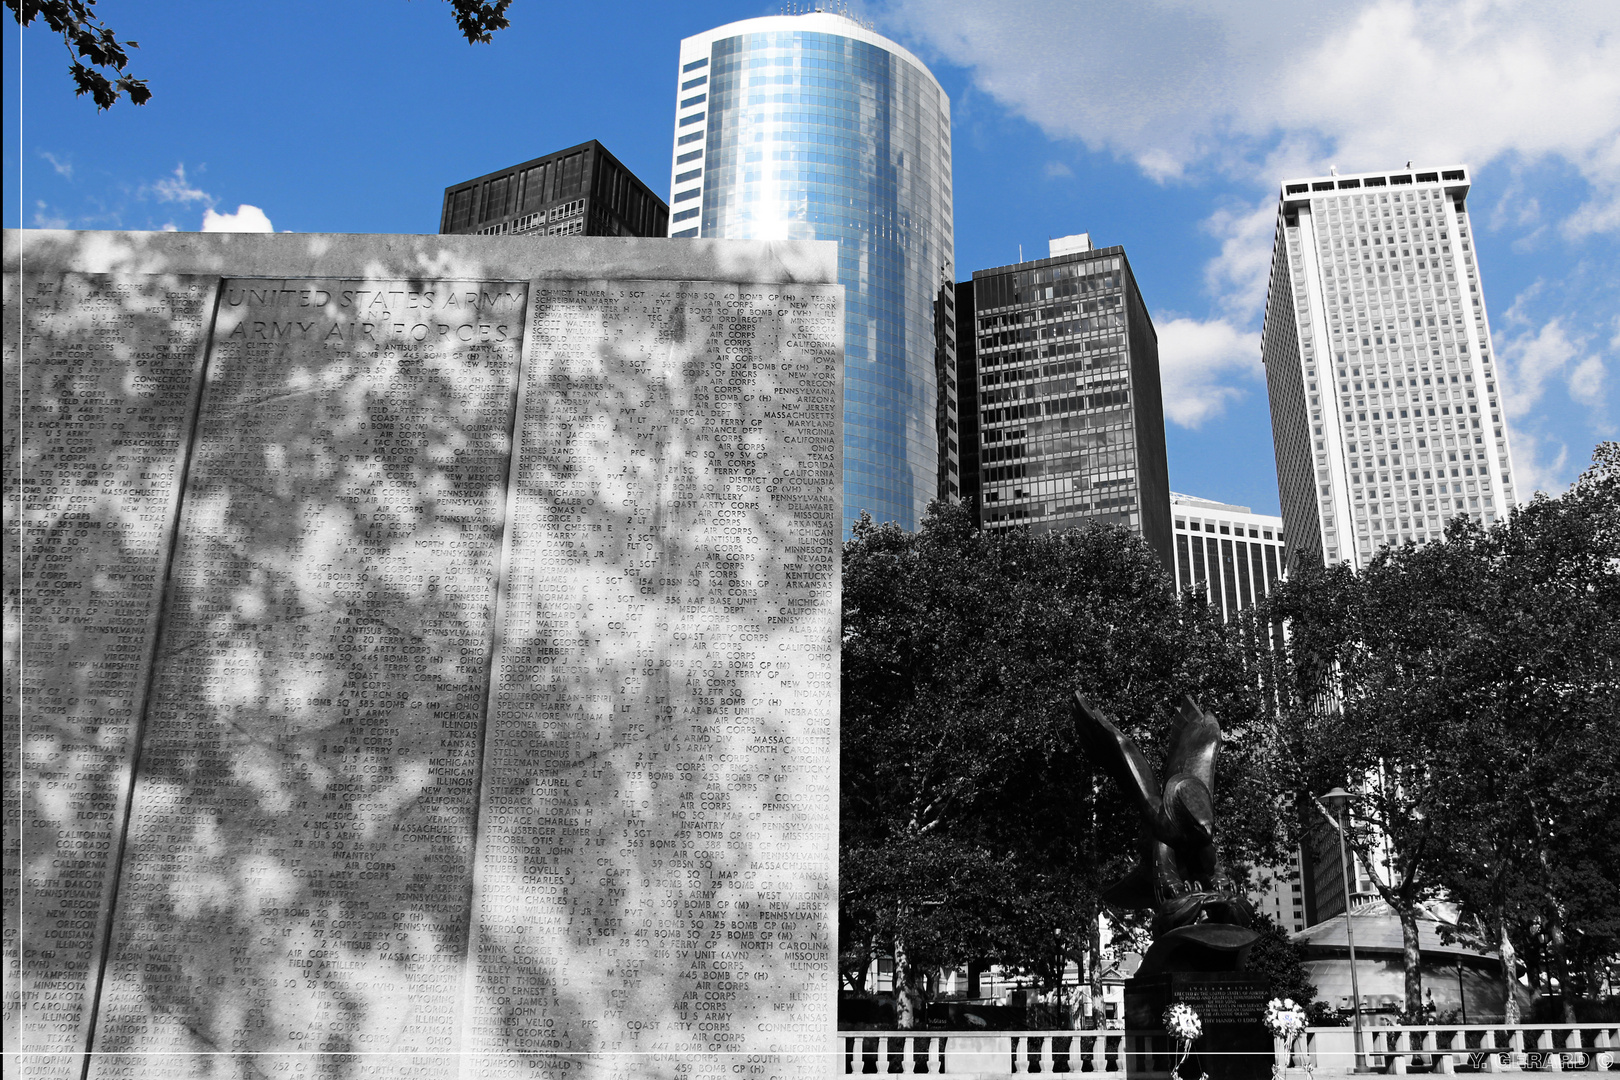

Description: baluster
[1587,1028,1613,1073]
[1540,1029,1563,1073]
[1480,1029,1503,1074]
[910,1035,928,1075]
[1390,1027,1409,1075]
[1509,1027,1526,1070]
[1432,1027,1456,1075]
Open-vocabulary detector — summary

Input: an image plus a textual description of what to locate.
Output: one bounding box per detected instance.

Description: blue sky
[8,1,1616,514]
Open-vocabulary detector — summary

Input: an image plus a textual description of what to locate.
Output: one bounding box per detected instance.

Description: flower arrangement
[1163,1001,1203,1043]
[1264,997,1308,1041]
[1163,1001,1205,1080]
[1266,997,1311,1079]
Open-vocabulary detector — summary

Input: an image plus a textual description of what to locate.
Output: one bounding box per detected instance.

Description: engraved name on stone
[86,280,524,1077]
[9,272,213,1080]
[463,281,839,1079]
[7,232,841,1080]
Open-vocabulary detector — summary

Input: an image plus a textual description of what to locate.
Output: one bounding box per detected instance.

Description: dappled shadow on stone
[7,232,840,1079]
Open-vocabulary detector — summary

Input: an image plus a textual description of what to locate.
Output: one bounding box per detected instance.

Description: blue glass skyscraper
[669,12,958,535]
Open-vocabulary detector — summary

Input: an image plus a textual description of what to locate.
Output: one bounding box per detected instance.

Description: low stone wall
[835,1023,1620,1076]
[1290,1023,1619,1075]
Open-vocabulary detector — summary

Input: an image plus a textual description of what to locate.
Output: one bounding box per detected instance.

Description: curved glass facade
[671,14,955,534]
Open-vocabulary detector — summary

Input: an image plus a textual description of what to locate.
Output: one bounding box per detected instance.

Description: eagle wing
[1072,691,1161,819]
[1164,695,1222,799]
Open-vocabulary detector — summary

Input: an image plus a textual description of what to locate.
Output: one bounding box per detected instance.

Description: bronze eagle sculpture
[1073,691,1257,974]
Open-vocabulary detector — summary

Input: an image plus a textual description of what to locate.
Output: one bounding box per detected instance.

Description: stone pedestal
[1125,972,1271,1080]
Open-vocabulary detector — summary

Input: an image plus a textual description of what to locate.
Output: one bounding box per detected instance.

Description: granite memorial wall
[2,230,842,1079]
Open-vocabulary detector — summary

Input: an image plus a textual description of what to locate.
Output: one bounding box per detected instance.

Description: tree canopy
[841,501,1285,1025]
[1267,442,1620,1021]
[5,0,513,109]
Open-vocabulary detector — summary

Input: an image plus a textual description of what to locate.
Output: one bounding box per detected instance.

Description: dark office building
[439,141,669,239]
[954,279,982,514]
[964,234,1172,569]
[934,283,962,503]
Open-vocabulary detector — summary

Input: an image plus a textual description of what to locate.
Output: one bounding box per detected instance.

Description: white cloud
[149,164,213,205]
[31,201,69,229]
[885,0,1620,231]
[1201,198,1278,320]
[201,205,274,233]
[1504,426,1569,497]
[1568,355,1606,406]
[886,0,1620,444]
[1497,316,1607,416]
[1563,188,1620,240]
[1155,317,1261,428]
[1498,317,1577,416]
[1043,161,1073,179]
[40,152,73,179]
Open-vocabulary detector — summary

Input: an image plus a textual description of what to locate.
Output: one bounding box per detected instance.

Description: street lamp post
[1322,787,1369,1073]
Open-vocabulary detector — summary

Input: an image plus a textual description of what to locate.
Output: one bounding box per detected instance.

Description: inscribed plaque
[463,280,840,1078]
[4,231,842,1080]
[6,272,214,1080]
[87,280,524,1076]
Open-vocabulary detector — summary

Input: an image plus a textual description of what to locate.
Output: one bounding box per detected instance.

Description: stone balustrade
[837,1023,1620,1076]
[1291,1023,1619,1075]
[837,1030,1208,1076]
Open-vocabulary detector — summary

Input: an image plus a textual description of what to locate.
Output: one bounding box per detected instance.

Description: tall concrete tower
[1261,166,1517,569]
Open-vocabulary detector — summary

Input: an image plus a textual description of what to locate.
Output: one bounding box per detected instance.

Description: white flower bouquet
[1163,1001,1205,1080]
[1163,1001,1203,1042]
[1264,997,1308,1040]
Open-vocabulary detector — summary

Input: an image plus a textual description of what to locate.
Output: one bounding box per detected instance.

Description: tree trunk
[843,933,873,996]
[1523,926,1544,1014]
[1398,904,1424,1019]
[1582,951,1602,1005]
[1544,911,1578,1023]
[1530,821,1580,1024]
[893,933,923,1030]
[1087,906,1103,1029]
[1498,917,1520,1024]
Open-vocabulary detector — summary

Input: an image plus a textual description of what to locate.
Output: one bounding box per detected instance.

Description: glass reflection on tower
[670,13,957,535]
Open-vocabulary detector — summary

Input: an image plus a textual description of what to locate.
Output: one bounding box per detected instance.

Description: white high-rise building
[1169,493,1286,620]
[668,12,957,536]
[1261,166,1518,569]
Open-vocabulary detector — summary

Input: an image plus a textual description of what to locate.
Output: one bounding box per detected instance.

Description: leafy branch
[6,0,150,109]
[8,0,515,109]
